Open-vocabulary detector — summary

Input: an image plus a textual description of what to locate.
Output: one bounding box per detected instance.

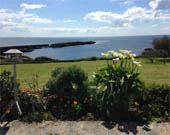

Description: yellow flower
[120,49,131,55]
[108,50,119,57]
[128,53,136,61]
[134,101,139,106]
[101,53,109,58]
[118,53,126,59]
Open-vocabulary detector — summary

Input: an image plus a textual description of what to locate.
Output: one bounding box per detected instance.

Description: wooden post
[13,63,22,115]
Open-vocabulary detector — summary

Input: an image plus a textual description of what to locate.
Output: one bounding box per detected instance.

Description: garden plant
[91,50,144,120]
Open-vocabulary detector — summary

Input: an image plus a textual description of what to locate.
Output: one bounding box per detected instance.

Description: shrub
[46,65,90,119]
[0,71,19,120]
[19,74,46,116]
[86,56,98,61]
[34,56,55,62]
[22,111,54,123]
[22,56,33,62]
[139,84,170,121]
[92,50,144,120]
[153,35,170,56]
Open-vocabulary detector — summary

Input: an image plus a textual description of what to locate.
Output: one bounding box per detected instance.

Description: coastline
[0,41,96,55]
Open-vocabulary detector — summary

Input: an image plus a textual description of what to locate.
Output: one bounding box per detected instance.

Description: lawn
[0,58,169,88]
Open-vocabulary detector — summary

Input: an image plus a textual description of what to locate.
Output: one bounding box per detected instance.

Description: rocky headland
[0,41,96,55]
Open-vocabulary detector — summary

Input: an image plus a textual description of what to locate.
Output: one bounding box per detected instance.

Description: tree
[153,35,170,57]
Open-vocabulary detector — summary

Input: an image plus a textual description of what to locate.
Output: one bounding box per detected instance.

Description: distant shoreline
[0,41,96,55]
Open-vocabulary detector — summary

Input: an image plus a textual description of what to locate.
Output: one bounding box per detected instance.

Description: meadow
[0,58,169,88]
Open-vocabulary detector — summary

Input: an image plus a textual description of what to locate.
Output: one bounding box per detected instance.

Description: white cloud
[0,8,52,25]
[63,20,77,23]
[43,27,88,33]
[84,11,123,24]
[84,6,170,27]
[122,0,136,6]
[20,3,46,10]
[111,0,136,5]
[23,16,52,24]
[149,0,170,10]
[0,9,8,13]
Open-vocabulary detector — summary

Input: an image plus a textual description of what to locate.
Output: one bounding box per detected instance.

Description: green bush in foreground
[139,84,170,122]
[46,65,90,119]
[22,112,54,123]
[0,71,19,121]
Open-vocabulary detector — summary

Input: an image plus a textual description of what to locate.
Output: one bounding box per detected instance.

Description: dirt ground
[1,120,170,135]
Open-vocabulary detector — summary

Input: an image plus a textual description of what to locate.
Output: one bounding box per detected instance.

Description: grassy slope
[0,58,169,88]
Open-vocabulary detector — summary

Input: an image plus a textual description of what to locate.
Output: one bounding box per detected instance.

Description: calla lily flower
[101,52,109,58]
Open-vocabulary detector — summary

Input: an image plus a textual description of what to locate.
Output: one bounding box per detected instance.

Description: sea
[0,35,167,60]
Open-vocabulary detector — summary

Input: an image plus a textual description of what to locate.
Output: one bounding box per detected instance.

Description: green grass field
[0,58,170,88]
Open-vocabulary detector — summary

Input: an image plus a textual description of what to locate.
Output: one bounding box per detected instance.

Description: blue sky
[0,0,169,37]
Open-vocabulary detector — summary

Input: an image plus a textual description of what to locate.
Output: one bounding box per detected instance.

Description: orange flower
[25,88,29,92]
[29,90,33,94]
[73,101,78,105]
[5,109,10,114]
[21,88,25,92]
[52,105,56,109]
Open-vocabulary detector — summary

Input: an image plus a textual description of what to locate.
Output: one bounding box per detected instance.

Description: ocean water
[0,35,165,60]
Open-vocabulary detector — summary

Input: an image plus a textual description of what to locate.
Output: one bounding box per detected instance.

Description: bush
[22,56,33,62]
[92,50,144,120]
[46,65,90,119]
[22,112,54,123]
[0,71,19,120]
[19,74,46,117]
[139,84,170,121]
[86,56,98,61]
[34,56,55,62]
[153,35,170,56]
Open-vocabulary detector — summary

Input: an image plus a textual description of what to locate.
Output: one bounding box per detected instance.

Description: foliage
[141,49,162,63]
[22,56,33,62]
[34,56,55,62]
[92,50,144,120]
[46,65,90,119]
[0,70,19,120]
[19,73,46,116]
[152,35,170,57]
[139,84,170,121]
[22,111,54,123]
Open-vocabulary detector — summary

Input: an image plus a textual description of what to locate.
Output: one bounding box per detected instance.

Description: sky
[0,0,169,37]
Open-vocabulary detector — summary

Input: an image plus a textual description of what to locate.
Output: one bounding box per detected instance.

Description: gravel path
[1,120,170,135]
